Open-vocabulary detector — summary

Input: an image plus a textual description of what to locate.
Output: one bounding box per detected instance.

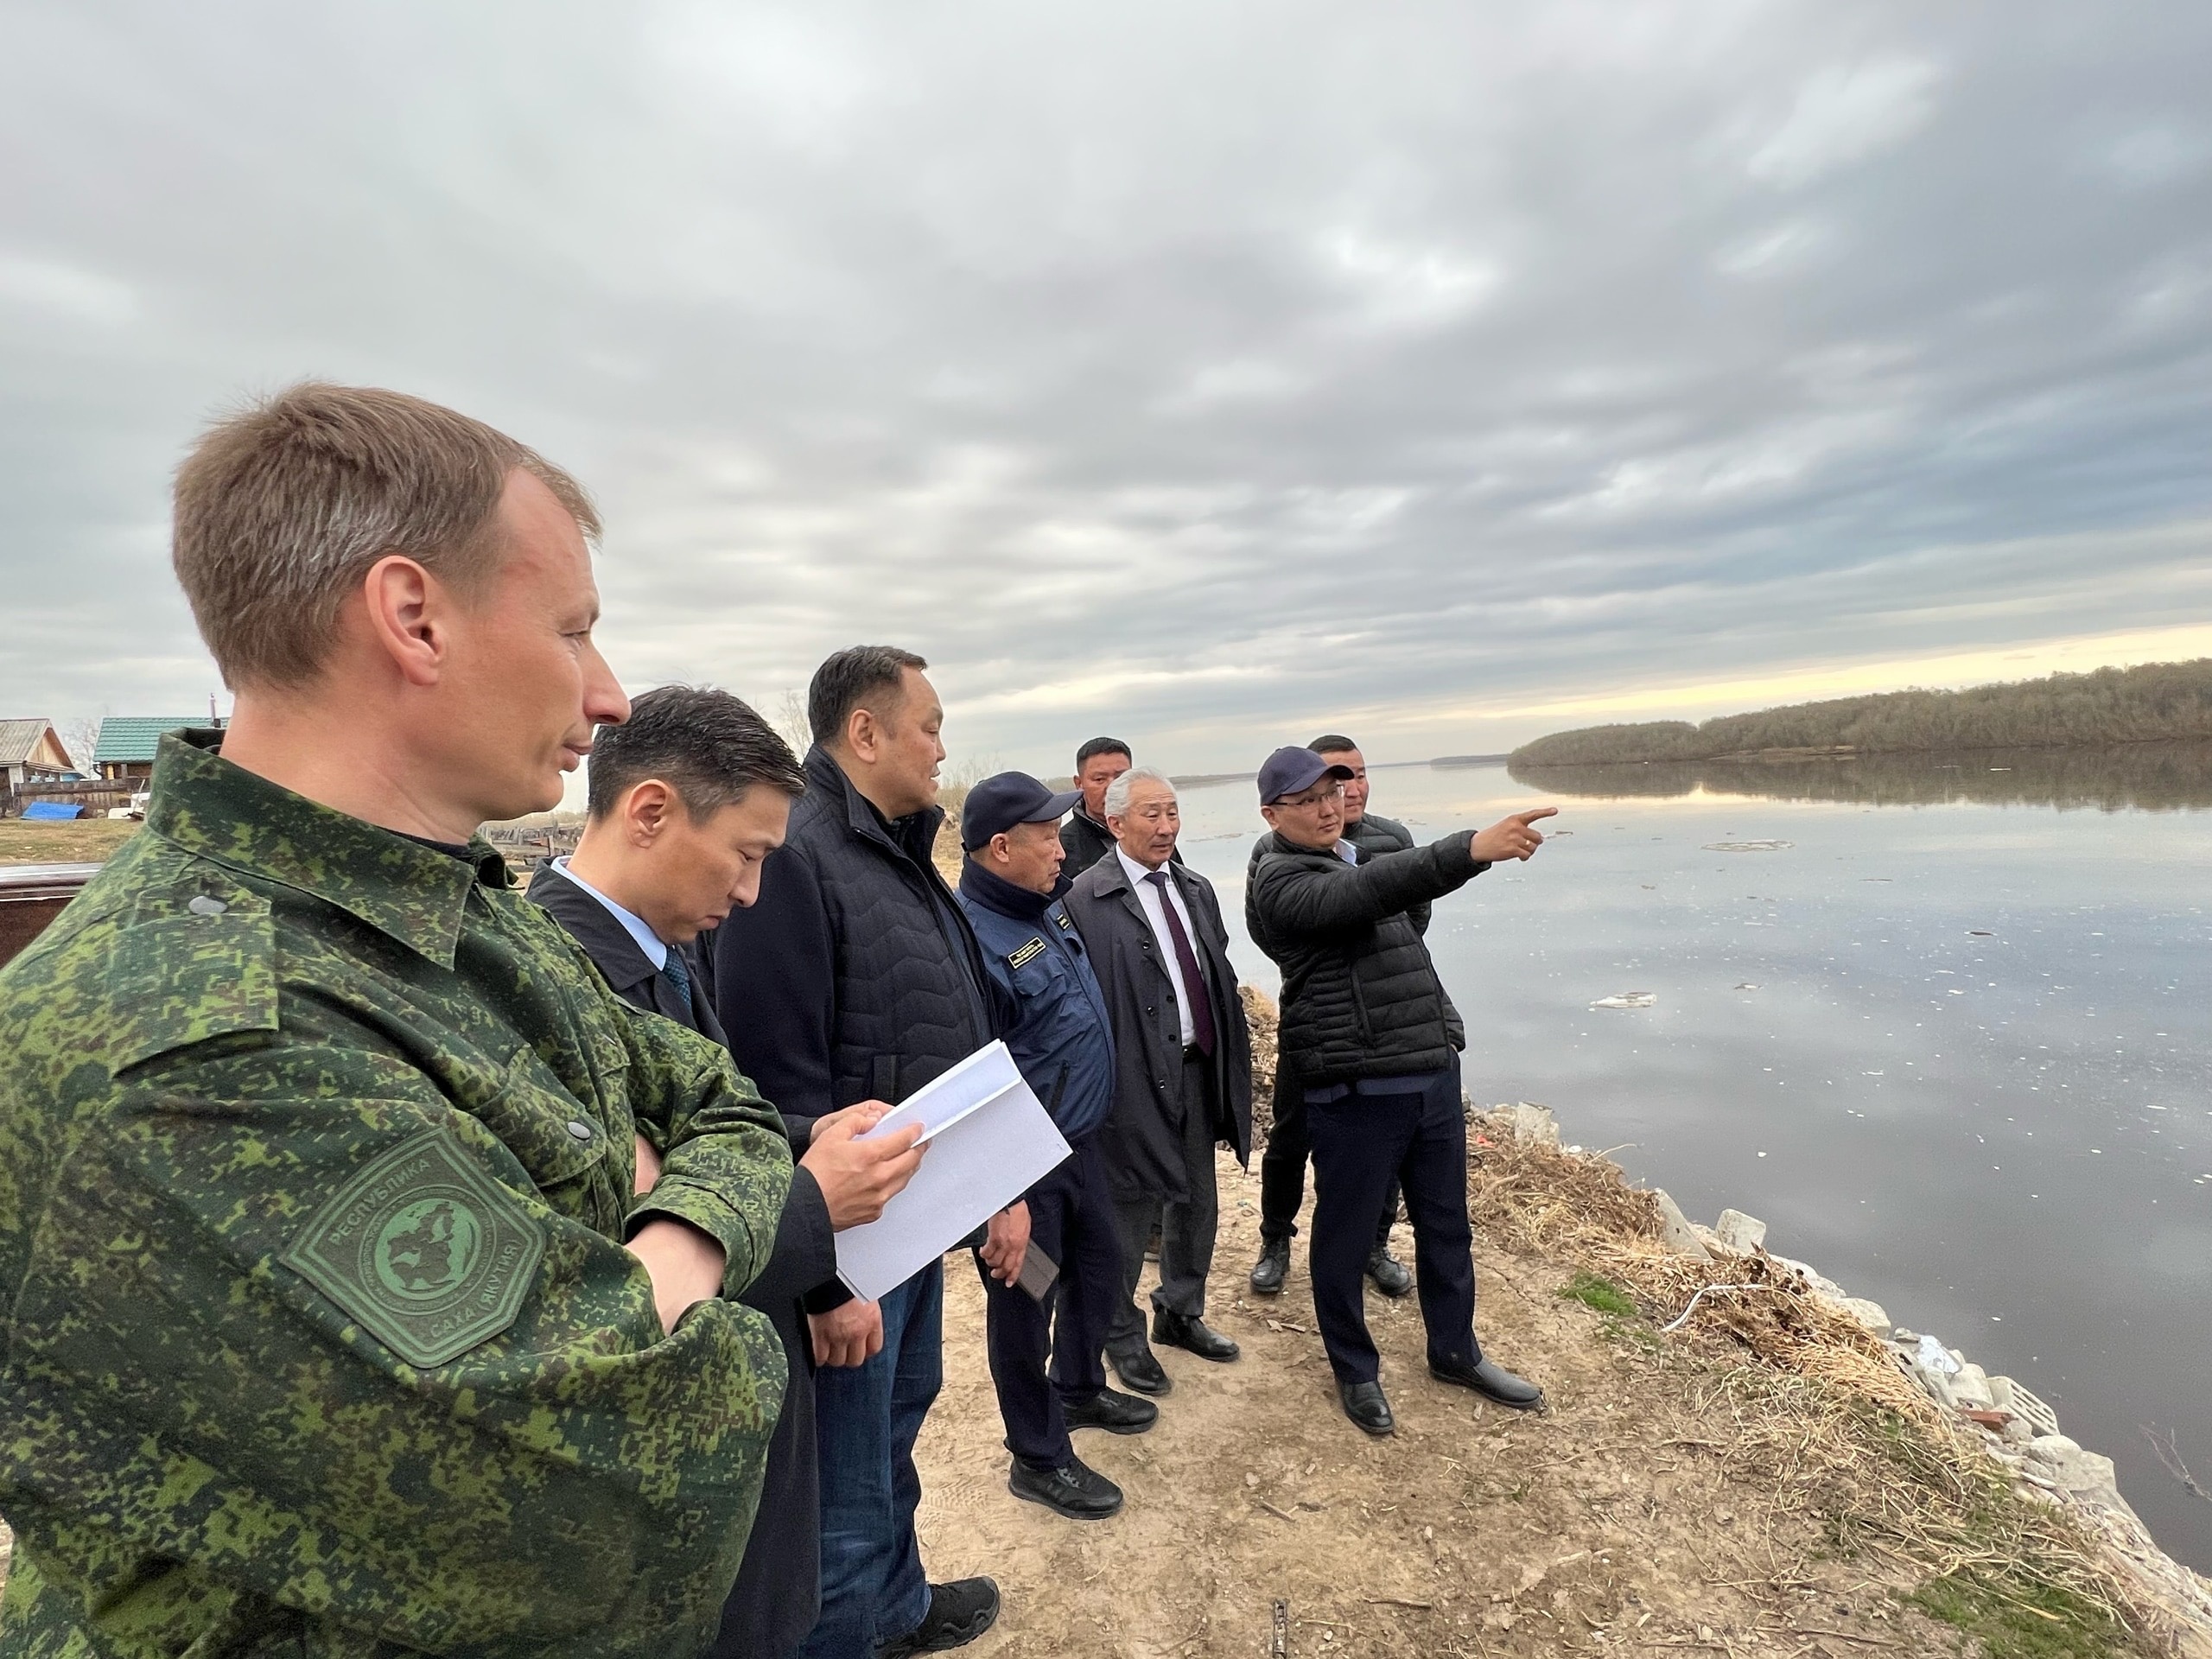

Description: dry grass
[1469,1117,1928,1419]
[0,817,138,864]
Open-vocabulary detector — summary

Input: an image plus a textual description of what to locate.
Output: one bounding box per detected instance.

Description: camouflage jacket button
[187,894,229,916]
[564,1119,595,1141]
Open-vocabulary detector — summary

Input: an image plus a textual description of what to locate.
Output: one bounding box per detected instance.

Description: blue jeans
[799,1261,943,1658]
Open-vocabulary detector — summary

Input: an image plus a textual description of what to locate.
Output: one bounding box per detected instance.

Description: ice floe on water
[1590,991,1656,1009]
[1703,839,1795,852]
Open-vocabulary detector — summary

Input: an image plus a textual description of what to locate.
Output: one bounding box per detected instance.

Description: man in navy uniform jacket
[956,772,1160,1522]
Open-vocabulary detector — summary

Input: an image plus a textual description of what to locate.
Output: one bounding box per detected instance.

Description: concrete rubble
[1713,1208,1766,1252]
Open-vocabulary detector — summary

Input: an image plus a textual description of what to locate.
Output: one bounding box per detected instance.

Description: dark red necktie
[1145,869,1217,1056]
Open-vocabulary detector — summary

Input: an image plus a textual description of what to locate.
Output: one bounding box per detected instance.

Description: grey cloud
[2,1,2209,775]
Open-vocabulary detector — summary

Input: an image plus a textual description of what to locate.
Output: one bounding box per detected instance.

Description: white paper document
[832,1040,1072,1304]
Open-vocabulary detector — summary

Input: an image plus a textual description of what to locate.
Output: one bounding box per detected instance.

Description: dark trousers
[1305,1063,1479,1384]
[976,1135,1121,1468]
[1107,1054,1219,1351]
[799,1262,941,1657]
[1259,1061,1400,1251]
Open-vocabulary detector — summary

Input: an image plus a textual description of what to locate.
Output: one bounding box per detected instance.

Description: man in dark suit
[1065,766,1253,1397]
[529,684,926,1659]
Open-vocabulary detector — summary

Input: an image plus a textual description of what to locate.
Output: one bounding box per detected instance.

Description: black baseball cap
[1257,746,1356,805]
[961,771,1083,849]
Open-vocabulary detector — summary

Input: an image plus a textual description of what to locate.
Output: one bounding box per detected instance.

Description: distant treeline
[1508,740,2212,814]
[1509,658,2212,766]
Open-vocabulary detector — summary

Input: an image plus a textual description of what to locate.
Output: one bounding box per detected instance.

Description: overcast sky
[4,1,2209,780]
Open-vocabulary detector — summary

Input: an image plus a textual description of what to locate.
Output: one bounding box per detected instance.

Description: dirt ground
[912,1149,1963,1659]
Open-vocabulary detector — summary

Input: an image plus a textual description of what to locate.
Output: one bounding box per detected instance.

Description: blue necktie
[661,945,696,1021]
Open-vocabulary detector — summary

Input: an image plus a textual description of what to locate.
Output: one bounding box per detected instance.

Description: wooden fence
[2,779,143,818]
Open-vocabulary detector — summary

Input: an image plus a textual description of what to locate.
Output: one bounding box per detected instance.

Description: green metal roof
[91,716,209,765]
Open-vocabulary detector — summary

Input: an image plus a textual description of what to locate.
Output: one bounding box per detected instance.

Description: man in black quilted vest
[713,646,1007,1659]
[1245,745,1554,1439]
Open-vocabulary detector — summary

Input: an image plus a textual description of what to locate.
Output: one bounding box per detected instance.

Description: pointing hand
[1469,807,1559,864]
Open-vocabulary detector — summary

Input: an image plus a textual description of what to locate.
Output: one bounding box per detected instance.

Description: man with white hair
[1065,767,1253,1396]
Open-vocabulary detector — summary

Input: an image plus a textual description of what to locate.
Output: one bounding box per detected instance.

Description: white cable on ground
[1661,1282,1777,1333]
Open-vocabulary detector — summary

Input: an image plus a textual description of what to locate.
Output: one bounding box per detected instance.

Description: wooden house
[0,720,75,791]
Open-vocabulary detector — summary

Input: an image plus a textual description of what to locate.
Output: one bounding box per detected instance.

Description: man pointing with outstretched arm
[1244,744,1556,1436]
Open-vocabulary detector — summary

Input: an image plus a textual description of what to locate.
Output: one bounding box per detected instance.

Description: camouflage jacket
[0,734,792,1658]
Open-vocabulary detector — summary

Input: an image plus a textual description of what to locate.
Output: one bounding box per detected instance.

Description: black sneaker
[1249,1236,1290,1295]
[1063,1387,1159,1435]
[877,1578,1001,1656]
[1009,1455,1124,1520]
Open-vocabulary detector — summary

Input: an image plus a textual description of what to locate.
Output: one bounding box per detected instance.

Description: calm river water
[1168,744,2212,1572]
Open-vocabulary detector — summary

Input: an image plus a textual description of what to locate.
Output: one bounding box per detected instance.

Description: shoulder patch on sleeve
[105,909,281,1077]
[1007,937,1047,969]
[283,1129,547,1369]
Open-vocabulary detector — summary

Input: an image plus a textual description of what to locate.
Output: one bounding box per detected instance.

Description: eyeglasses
[1277,781,1344,809]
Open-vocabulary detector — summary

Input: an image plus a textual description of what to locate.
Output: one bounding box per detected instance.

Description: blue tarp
[20,801,84,821]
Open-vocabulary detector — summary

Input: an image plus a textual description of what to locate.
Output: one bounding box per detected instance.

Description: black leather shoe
[1338,1379,1395,1435]
[1063,1387,1158,1435]
[1009,1455,1124,1520]
[877,1578,1001,1656]
[1249,1237,1291,1295]
[1429,1352,1544,1410]
[1152,1309,1240,1362]
[1364,1245,1414,1299]
[1108,1344,1173,1395]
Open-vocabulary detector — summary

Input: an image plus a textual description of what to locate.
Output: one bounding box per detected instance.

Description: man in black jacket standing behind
[1058,736,1131,878]
[528,684,926,1659]
[1245,745,1554,1436]
[714,649,1006,1659]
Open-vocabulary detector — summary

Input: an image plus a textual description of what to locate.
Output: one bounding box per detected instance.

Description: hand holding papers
[832,1040,1072,1304]
[799,1103,927,1230]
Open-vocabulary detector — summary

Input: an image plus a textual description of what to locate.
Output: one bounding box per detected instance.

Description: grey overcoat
[1065,850,1253,1201]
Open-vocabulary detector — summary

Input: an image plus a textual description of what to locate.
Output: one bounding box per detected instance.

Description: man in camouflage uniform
[0,385,795,1657]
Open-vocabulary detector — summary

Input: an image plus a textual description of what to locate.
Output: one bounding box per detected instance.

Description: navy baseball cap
[1257,746,1356,805]
[961,771,1083,849]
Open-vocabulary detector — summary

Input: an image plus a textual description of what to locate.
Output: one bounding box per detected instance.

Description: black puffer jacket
[1344,811,1426,933]
[1245,830,1487,1085]
[712,744,996,1141]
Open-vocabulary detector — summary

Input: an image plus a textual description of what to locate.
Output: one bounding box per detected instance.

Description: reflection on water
[1508,741,2212,811]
